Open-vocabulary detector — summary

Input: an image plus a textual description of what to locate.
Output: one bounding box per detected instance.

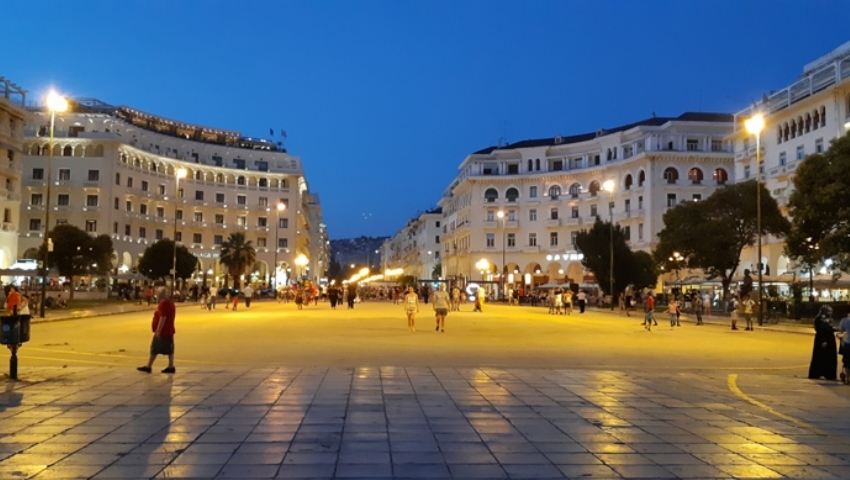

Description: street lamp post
[294,254,308,282]
[274,202,286,291]
[603,180,615,310]
[746,114,765,325]
[496,210,506,300]
[171,168,187,296]
[40,91,68,318]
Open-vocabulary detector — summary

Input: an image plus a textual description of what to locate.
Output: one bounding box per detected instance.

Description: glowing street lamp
[40,90,68,318]
[745,113,765,324]
[171,168,187,296]
[295,254,308,281]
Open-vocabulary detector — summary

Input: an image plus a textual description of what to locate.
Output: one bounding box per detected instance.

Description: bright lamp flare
[496,210,505,218]
[277,202,286,211]
[745,114,765,135]
[175,168,188,179]
[602,180,615,192]
[46,91,68,112]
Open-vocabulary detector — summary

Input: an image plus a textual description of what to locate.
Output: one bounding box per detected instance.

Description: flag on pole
[269,128,274,136]
[281,129,287,139]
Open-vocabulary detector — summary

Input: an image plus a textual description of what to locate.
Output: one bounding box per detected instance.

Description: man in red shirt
[5,286,22,314]
[137,288,176,374]
[643,292,658,331]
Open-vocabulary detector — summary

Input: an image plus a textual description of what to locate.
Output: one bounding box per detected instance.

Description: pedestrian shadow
[0,379,24,412]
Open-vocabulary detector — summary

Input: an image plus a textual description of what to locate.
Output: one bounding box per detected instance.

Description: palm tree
[219,232,256,289]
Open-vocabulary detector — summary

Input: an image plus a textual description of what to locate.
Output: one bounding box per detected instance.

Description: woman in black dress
[808,305,838,380]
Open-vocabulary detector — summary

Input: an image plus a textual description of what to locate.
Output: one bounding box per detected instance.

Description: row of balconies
[0,222,16,232]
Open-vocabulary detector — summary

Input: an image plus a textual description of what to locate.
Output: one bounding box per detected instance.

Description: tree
[219,232,256,289]
[38,225,114,300]
[326,256,343,283]
[432,262,442,279]
[785,134,850,272]
[137,240,198,282]
[575,219,655,297]
[654,180,790,298]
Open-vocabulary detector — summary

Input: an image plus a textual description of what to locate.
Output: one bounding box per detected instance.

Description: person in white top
[403,286,419,332]
[242,285,254,308]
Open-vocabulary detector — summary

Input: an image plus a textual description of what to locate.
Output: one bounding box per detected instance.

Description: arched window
[62,145,72,157]
[527,159,533,172]
[569,183,581,198]
[150,162,158,172]
[484,188,498,203]
[663,167,679,184]
[535,159,540,171]
[216,173,224,183]
[688,168,704,184]
[638,170,646,187]
[624,174,633,190]
[194,170,202,180]
[237,176,246,186]
[259,178,268,188]
[783,123,790,142]
[777,126,783,144]
[588,180,600,196]
[606,149,612,160]
[713,168,728,185]
[820,106,826,127]
[121,153,128,163]
[134,157,141,167]
[797,117,804,136]
[805,114,812,133]
[505,187,519,202]
[548,185,561,200]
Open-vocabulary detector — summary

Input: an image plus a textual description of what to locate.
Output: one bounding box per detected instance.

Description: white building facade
[439,113,735,294]
[19,99,327,287]
[380,209,442,280]
[0,78,26,268]
[730,40,850,278]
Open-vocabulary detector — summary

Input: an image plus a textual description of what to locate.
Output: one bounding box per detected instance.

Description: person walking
[137,288,177,374]
[451,285,461,312]
[808,305,837,381]
[18,294,31,316]
[145,286,154,306]
[643,292,657,331]
[564,290,573,315]
[742,294,756,331]
[347,284,357,309]
[295,288,304,310]
[433,283,450,333]
[404,286,419,332]
[693,293,704,325]
[667,297,680,327]
[231,290,239,311]
[577,290,587,313]
[242,285,254,309]
[618,293,627,316]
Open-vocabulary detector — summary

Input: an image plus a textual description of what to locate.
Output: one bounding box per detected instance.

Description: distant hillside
[330,236,389,271]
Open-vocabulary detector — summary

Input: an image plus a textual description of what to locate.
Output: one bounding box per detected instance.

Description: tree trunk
[69,276,75,300]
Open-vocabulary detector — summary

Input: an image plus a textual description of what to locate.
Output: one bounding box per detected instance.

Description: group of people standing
[808,305,850,384]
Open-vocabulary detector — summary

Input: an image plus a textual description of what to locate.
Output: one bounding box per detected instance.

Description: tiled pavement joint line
[727,373,827,435]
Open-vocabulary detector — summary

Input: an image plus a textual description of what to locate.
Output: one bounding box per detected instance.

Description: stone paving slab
[0,366,848,479]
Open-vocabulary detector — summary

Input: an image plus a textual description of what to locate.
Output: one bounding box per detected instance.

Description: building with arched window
[0,78,27,268]
[730,40,850,288]
[437,112,734,294]
[18,98,328,288]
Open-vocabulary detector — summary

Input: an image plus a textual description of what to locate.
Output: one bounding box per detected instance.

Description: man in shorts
[433,283,451,333]
[137,288,177,374]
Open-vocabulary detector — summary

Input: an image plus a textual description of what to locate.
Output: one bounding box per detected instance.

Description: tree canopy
[574,219,657,297]
[219,232,256,289]
[654,180,790,296]
[137,240,198,281]
[785,134,850,272]
[39,224,114,298]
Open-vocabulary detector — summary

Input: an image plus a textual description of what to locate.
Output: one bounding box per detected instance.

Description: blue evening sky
[5,1,850,239]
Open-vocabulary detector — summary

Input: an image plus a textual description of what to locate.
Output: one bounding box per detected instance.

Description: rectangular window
[256,237,267,247]
[571,206,579,218]
[550,232,558,247]
[711,139,723,152]
[31,194,43,205]
[506,233,516,247]
[638,196,643,210]
[59,169,70,181]
[624,226,631,241]
[486,233,495,247]
[113,222,118,234]
[87,170,99,182]
[507,164,519,174]
[486,211,495,222]
[667,194,677,207]
[140,204,148,215]
[155,229,163,240]
[55,219,68,226]
[796,145,805,160]
[507,210,516,221]
[157,207,164,218]
[124,224,131,235]
[32,168,44,180]
[528,233,537,247]
[29,218,41,231]
[176,210,183,220]
[115,173,120,185]
[278,238,288,248]
[279,218,289,228]
[590,205,598,217]
[195,190,204,201]
[193,233,202,244]
[125,201,132,212]
[175,232,182,242]
[139,227,146,238]
[692,194,702,202]
[58,194,70,206]
[141,180,149,192]
[258,217,268,227]
[194,212,203,222]
[552,160,563,171]
[215,214,224,224]
[237,195,246,205]
[259,197,268,207]
[550,208,558,220]
[638,223,644,241]
[816,138,824,153]
[114,197,119,210]
[216,193,225,203]
[529,186,538,198]
[686,139,699,151]
[127,177,133,188]
[624,199,630,212]
[779,152,787,166]
[158,184,166,195]
[744,165,751,179]
[237,216,247,227]
[529,209,537,221]
[214,235,223,245]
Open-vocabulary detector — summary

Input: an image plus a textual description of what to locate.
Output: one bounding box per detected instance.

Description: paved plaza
[0,302,848,478]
